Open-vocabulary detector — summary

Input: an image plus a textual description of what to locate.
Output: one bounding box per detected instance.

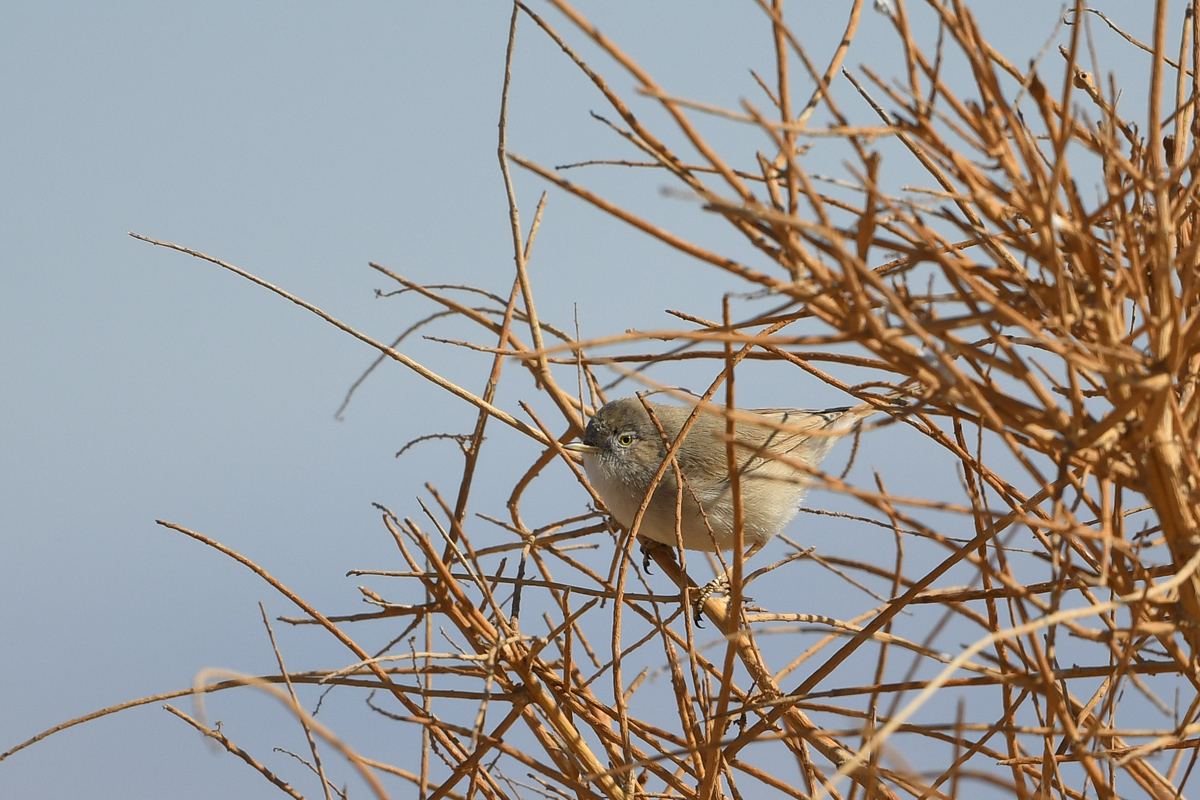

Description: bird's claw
[691,574,728,625]
[691,573,754,625]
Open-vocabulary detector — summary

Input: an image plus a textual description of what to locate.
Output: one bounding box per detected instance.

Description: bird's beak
[564,441,600,455]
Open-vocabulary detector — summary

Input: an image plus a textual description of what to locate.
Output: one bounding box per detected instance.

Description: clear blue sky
[0,2,1176,797]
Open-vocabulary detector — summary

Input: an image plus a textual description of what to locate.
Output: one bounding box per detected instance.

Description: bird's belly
[585,457,804,551]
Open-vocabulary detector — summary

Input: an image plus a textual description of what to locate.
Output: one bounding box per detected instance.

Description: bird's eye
[617,433,635,447]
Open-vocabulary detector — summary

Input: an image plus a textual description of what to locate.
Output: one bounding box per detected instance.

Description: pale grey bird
[565,397,884,557]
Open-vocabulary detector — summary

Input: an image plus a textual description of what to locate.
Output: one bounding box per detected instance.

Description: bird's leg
[637,535,665,574]
[692,541,765,624]
[692,574,729,624]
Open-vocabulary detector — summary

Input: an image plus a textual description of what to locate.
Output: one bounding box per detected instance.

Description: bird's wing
[731,405,880,467]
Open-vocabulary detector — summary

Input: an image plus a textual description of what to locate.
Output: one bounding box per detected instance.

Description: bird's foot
[692,573,728,624]
[692,573,754,625]
[637,535,665,574]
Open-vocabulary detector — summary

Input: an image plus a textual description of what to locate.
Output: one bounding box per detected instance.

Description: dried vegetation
[8,1,1200,798]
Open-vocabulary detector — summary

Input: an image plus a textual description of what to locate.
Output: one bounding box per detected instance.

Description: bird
[564,396,885,557]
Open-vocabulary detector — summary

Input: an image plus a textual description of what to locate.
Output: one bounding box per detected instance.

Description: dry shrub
[8,1,1200,799]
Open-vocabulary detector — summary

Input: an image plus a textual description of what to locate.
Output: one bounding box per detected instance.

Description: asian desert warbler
[564,397,882,554]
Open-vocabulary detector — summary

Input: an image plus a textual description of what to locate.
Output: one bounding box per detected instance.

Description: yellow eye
[617,433,635,447]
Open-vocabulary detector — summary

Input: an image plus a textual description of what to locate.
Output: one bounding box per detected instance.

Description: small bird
[565,397,883,556]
